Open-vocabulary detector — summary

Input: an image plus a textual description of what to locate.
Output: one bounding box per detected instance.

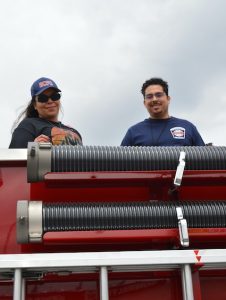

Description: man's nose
[152,99,159,105]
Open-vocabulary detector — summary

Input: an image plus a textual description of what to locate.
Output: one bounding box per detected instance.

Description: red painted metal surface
[43,228,226,249]
[1,158,226,299]
[0,164,29,254]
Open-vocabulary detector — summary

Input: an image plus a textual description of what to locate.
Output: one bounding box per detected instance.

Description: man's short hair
[141,77,169,97]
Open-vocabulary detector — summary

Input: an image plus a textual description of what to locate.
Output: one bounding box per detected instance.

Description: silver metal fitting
[27,142,52,182]
[174,151,186,186]
[17,200,43,243]
[176,207,189,247]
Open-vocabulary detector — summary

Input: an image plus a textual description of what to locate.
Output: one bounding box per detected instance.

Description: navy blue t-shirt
[121,117,205,146]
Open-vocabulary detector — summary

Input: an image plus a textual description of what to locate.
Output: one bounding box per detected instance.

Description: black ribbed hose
[51,146,226,172]
[43,201,226,232]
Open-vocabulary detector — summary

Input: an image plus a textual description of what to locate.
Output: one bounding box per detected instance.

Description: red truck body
[1,147,226,300]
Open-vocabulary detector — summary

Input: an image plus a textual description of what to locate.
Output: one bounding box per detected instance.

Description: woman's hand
[34,134,51,143]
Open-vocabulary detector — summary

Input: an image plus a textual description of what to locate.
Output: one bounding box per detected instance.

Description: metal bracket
[176,207,189,247]
[174,151,186,187]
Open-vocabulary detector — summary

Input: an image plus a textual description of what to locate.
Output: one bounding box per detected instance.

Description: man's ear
[143,99,147,108]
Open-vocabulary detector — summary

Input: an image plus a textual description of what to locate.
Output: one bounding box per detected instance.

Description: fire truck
[0,143,226,299]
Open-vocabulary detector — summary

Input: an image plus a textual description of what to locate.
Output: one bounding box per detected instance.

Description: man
[121,77,205,146]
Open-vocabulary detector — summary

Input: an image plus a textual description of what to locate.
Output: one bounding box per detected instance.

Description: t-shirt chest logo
[170,127,185,139]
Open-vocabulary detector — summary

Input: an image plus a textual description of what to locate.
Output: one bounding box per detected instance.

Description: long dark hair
[12,97,38,131]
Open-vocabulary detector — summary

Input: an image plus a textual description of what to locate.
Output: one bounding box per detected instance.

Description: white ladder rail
[13,268,22,300]
[1,249,226,300]
[100,266,109,300]
[181,264,194,300]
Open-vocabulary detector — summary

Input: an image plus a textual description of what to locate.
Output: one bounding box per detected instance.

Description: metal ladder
[1,249,226,300]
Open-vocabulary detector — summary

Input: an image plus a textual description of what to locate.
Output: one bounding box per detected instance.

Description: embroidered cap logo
[39,80,54,88]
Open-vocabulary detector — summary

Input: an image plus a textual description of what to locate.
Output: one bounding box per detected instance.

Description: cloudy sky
[1,0,226,148]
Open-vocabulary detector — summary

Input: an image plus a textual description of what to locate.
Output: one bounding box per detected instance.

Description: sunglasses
[145,92,165,100]
[36,92,61,103]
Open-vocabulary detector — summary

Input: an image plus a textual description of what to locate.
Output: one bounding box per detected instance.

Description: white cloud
[0,0,226,147]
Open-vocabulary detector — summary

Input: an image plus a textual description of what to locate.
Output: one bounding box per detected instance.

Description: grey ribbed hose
[51,146,226,172]
[43,201,226,232]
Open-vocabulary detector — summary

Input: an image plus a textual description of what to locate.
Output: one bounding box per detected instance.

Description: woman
[9,77,82,148]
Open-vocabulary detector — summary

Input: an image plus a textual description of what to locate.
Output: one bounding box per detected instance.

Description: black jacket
[9,117,82,148]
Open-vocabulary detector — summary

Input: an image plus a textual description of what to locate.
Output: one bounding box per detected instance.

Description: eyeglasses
[36,92,61,103]
[145,92,165,100]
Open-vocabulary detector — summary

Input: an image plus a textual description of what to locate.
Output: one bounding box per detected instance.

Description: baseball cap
[31,77,61,97]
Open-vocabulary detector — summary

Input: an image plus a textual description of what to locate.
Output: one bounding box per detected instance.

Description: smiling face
[33,88,60,122]
[143,84,170,119]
